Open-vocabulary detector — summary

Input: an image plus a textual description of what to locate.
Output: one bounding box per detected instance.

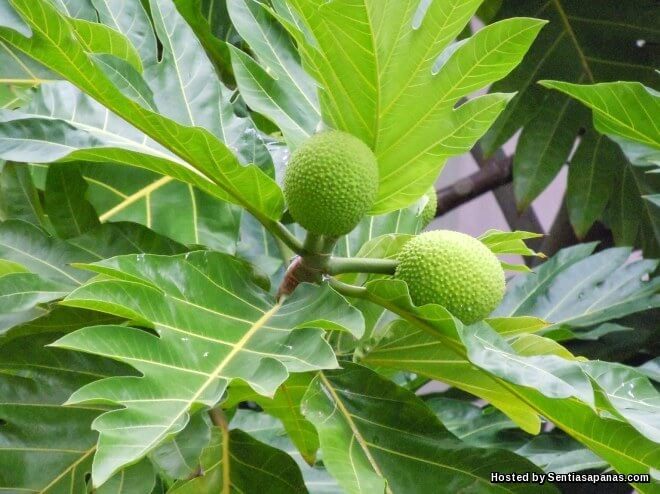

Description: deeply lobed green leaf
[54,251,363,485]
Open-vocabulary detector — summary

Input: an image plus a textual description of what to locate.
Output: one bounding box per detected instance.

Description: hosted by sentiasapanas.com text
[491,472,652,485]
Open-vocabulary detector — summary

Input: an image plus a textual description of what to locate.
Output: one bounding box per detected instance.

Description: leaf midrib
[318,372,391,494]
[113,299,285,478]
[550,0,594,83]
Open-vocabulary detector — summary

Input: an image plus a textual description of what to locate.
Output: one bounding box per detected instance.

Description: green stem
[302,231,324,255]
[328,278,368,298]
[327,257,398,275]
[328,278,464,354]
[263,219,304,255]
[321,235,339,254]
[405,376,430,392]
[274,236,294,266]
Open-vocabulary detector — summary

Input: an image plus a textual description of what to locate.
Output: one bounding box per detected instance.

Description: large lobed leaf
[0,0,284,223]
[0,219,187,335]
[53,251,363,485]
[170,426,308,493]
[0,0,277,251]
[246,0,545,213]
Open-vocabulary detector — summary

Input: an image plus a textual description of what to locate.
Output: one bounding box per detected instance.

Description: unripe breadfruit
[395,230,505,324]
[283,131,379,236]
[420,186,438,227]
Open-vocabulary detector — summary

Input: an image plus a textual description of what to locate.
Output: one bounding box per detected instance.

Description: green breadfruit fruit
[395,230,505,324]
[420,186,438,227]
[283,131,379,236]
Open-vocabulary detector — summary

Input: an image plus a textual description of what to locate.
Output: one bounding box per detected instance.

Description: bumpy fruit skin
[420,186,438,227]
[395,230,505,324]
[283,131,379,236]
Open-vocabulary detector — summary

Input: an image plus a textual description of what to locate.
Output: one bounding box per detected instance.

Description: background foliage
[0,0,657,493]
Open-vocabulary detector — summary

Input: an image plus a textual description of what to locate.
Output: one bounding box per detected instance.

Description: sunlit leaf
[228,0,320,147]
[54,251,363,484]
[0,0,284,221]
[264,1,545,212]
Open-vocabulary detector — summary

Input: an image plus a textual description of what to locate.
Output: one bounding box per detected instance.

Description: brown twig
[435,154,514,215]
[531,195,614,266]
[468,146,545,241]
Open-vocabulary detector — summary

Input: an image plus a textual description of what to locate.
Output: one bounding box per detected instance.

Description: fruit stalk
[327,257,399,275]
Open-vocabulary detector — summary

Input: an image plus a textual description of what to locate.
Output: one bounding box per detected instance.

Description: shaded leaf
[494,244,660,329]
[303,362,557,494]
[0,219,187,338]
[425,397,526,449]
[81,165,241,253]
[517,93,589,209]
[514,435,608,474]
[583,361,660,443]
[91,0,157,64]
[173,0,236,81]
[540,80,660,253]
[224,373,318,464]
[0,332,132,493]
[638,358,660,383]
[236,211,287,281]
[150,412,211,480]
[50,0,97,21]
[146,0,267,165]
[0,305,120,345]
[95,460,156,494]
[0,220,99,288]
[0,220,187,289]
[169,426,308,493]
[0,161,45,228]
[356,278,660,489]
[566,132,620,237]
[0,272,67,331]
[426,396,606,474]
[45,163,100,239]
[228,409,341,494]
[482,0,658,251]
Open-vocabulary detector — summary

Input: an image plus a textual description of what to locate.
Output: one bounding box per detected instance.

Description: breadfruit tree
[0,1,657,493]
